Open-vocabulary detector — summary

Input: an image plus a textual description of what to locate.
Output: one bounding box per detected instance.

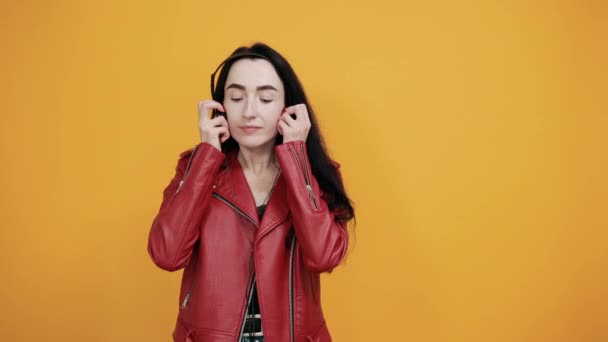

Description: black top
[256,204,267,221]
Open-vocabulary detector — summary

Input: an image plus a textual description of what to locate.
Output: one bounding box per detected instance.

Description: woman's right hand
[198,100,229,151]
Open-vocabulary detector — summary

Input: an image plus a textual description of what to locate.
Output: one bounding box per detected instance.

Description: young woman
[147,42,355,342]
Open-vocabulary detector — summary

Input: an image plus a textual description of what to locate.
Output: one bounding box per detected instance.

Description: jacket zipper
[212,193,258,226]
[181,284,193,309]
[188,172,283,338]
[238,275,256,339]
[289,233,296,342]
[176,144,201,194]
[181,254,199,309]
[211,192,260,340]
[289,144,319,211]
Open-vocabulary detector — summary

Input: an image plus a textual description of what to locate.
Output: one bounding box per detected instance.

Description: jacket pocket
[306,321,331,342]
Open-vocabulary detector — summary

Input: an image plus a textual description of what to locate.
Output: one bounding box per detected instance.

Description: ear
[277,121,284,135]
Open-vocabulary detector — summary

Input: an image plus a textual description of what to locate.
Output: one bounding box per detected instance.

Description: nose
[242,97,257,119]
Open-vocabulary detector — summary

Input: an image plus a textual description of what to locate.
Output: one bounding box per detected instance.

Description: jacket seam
[177,316,236,337]
[300,320,327,337]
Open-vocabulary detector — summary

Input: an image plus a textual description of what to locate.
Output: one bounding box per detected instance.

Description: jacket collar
[213,150,290,238]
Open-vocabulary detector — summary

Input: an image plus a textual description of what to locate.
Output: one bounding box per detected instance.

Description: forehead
[225,58,283,91]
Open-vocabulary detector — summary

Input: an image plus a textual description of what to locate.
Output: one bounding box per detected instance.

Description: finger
[206,105,226,118]
[282,105,297,118]
[215,126,229,140]
[283,104,309,123]
[280,106,297,120]
[219,128,231,143]
[208,115,228,127]
[294,103,309,123]
[198,101,225,121]
[300,104,311,126]
[277,121,287,135]
[198,103,214,122]
[199,99,224,112]
[281,112,297,126]
[217,114,228,125]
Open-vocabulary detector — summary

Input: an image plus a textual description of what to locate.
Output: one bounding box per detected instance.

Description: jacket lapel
[212,150,291,239]
[213,152,259,226]
[256,172,290,241]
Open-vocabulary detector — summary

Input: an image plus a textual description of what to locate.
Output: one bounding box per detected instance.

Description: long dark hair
[210,42,355,223]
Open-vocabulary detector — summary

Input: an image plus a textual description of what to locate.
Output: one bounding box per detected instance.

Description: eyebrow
[226,83,279,92]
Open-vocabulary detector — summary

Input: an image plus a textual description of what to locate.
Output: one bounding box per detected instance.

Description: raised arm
[275,140,348,273]
[147,142,225,271]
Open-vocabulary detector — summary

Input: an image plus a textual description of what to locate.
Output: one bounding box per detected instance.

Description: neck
[237,143,278,175]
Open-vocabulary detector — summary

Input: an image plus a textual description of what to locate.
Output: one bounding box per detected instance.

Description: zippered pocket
[181,289,192,309]
[181,247,199,310]
[181,278,195,309]
[212,193,258,227]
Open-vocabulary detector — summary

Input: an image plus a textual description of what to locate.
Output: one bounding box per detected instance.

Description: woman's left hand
[278,103,311,143]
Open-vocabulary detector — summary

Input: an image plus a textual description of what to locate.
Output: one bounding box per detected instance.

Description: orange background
[1,0,606,341]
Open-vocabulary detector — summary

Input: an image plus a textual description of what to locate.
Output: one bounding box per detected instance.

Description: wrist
[282,137,305,144]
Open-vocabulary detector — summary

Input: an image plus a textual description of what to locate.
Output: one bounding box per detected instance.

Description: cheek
[223,110,234,121]
[267,104,285,123]
[222,105,236,123]
[266,112,282,129]
[225,113,239,130]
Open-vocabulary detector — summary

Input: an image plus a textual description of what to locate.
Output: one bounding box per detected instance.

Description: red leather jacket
[147,140,348,342]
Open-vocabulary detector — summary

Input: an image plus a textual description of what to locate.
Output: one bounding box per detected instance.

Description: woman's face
[223,58,285,150]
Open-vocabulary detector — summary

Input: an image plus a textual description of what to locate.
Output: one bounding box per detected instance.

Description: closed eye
[230,98,243,102]
[261,99,273,103]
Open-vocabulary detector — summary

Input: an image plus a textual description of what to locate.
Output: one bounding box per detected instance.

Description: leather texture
[148,141,348,342]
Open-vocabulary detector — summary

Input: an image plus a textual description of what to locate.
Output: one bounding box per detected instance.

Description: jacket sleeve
[147,142,225,272]
[275,140,349,273]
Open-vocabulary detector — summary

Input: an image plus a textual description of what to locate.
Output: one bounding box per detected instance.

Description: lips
[240,126,262,134]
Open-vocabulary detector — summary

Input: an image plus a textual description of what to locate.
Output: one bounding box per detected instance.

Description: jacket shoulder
[176,143,228,172]
[178,145,197,159]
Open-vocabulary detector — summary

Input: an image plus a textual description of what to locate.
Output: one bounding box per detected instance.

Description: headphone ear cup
[211,108,223,119]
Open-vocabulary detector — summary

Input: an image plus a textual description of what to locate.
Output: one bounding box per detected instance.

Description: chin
[232,134,277,150]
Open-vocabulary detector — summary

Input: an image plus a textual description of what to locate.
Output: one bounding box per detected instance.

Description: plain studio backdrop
[0,0,606,341]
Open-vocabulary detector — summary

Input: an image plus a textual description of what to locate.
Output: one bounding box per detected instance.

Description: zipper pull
[181,292,191,309]
[176,180,185,194]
